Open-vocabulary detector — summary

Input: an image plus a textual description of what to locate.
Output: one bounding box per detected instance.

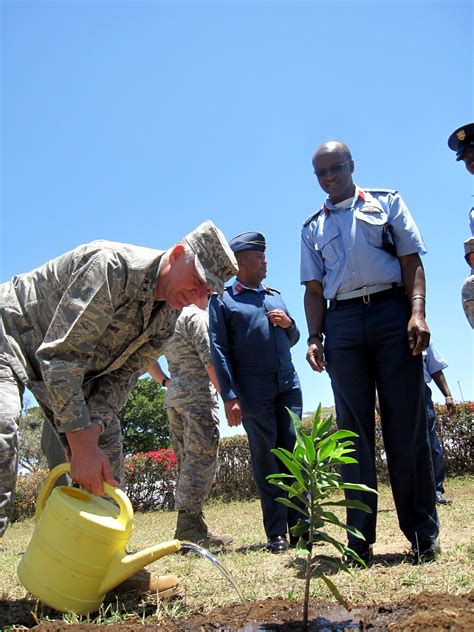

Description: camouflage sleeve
[185,310,212,368]
[35,251,127,434]
[86,368,140,425]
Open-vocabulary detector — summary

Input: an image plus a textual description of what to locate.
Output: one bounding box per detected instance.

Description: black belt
[330,285,406,308]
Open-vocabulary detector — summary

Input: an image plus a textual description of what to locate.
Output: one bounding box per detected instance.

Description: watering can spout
[99,539,181,595]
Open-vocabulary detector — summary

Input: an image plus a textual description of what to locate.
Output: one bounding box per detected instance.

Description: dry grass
[1,476,473,626]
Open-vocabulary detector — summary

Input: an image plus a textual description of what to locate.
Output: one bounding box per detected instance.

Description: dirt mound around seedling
[1,591,472,630]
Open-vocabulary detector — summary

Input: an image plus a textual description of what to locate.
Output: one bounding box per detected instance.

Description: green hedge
[12,403,473,519]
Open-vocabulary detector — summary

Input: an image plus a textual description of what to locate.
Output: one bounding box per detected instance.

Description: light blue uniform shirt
[300,185,427,300]
[422,343,448,384]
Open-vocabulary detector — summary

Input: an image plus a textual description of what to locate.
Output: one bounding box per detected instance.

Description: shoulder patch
[263,285,281,294]
[302,207,324,227]
[364,187,398,195]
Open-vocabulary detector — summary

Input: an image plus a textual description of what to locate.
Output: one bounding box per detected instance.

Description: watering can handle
[35,463,134,528]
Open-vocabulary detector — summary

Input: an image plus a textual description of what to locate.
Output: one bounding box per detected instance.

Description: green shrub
[11,403,472,519]
[210,435,258,501]
[123,449,177,511]
[12,468,48,522]
[435,402,473,476]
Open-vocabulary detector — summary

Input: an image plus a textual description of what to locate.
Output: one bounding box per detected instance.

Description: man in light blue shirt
[301,140,439,565]
[422,344,455,505]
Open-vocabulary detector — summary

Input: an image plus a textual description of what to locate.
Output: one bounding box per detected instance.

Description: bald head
[312,140,355,203]
[312,141,352,167]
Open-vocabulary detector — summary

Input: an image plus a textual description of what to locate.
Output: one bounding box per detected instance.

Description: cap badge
[457,129,466,141]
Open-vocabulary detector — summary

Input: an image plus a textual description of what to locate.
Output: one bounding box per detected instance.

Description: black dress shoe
[436,492,451,505]
[342,542,373,568]
[265,535,289,554]
[411,539,441,564]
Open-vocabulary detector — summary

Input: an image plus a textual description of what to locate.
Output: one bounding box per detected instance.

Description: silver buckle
[362,287,370,304]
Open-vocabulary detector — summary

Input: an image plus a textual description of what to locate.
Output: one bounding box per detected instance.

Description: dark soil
[1,592,473,631]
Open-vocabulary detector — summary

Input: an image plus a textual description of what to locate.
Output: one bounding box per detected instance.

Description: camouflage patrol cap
[184,220,238,295]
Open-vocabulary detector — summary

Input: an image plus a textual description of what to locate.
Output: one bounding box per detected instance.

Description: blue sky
[1,0,473,437]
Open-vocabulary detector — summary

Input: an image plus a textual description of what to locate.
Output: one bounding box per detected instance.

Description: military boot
[106,569,179,599]
[174,509,209,546]
[196,511,233,546]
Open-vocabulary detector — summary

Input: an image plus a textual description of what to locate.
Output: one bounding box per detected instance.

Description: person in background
[422,343,455,506]
[148,294,233,549]
[301,140,439,565]
[209,231,303,554]
[447,122,474,327]
[0,220,238,596]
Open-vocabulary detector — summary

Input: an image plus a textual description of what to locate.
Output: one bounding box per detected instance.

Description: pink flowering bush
[124,448,177,511]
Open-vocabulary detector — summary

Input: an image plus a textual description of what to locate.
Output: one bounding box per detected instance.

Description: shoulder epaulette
[224,286,232,293]
[302,206,324,227]
[263,284,281,294]
[363,187,398,195]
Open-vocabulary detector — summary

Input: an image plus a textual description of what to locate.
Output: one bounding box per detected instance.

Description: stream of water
[178,541,246,604]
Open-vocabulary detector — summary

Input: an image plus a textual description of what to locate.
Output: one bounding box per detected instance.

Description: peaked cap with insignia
[228,231,266,253]
[447,122,474,161]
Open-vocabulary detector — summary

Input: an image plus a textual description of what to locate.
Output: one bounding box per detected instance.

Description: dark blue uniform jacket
[209,285,300,402]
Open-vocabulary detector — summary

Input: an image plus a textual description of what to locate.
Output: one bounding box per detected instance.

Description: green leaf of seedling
[319,575,353,610]
[339,482,378,495]
[344,525,367,541]
[311,404,322,433]
[320,499,374,512]
[327,429,359,441]
[275,497,309,516]
[343,545,367,568]
[267,472,296,481]
[337,457,359,464]
[290,520,311,537]
[302,433,316,465]
[311,531,347,553]
[269,451,306,488]
[317,440,337,462]
[319,416,334,437]
[311,554,346,572]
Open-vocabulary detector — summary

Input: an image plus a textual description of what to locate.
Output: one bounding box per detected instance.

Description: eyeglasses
[314,159,351,179]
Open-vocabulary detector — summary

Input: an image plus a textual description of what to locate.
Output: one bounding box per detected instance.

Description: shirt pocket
[314,224,343,268]
[355,208,388,248]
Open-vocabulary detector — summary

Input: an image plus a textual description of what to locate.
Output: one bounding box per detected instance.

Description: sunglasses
[314,159,351,179]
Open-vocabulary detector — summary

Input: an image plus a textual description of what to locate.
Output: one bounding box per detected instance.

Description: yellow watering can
[17,463,180,615]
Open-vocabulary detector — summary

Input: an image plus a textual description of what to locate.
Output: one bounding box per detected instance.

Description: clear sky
[1,0,473,437]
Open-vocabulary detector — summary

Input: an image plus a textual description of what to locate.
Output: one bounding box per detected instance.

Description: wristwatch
[307,333,324,345]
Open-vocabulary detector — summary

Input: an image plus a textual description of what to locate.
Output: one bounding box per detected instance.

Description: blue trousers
[324,294,439,546]
[425,385,446,494]
[236,369,302,538]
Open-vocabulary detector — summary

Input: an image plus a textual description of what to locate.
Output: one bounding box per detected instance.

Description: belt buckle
[362,287,370,304]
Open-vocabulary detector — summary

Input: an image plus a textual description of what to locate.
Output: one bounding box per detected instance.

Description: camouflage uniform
[164,305,219,514]
[0,226,239,537]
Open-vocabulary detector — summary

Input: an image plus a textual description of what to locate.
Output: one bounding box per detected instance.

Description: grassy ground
[1,476,473,627]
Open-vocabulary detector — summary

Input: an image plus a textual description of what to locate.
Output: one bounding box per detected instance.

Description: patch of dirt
[1,592,473,631]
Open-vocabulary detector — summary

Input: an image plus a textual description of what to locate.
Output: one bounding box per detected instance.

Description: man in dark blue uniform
[301,141,439,565]
[447,122,474,327]
[209,232,302,553]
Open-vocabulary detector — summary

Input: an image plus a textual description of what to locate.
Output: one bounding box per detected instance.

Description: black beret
[447,123,474,161]
[229,231,266,253]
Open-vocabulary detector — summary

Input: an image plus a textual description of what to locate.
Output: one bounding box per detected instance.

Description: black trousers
[324,294,439,545]
[237,369,303,538]
[425,385,446,494]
